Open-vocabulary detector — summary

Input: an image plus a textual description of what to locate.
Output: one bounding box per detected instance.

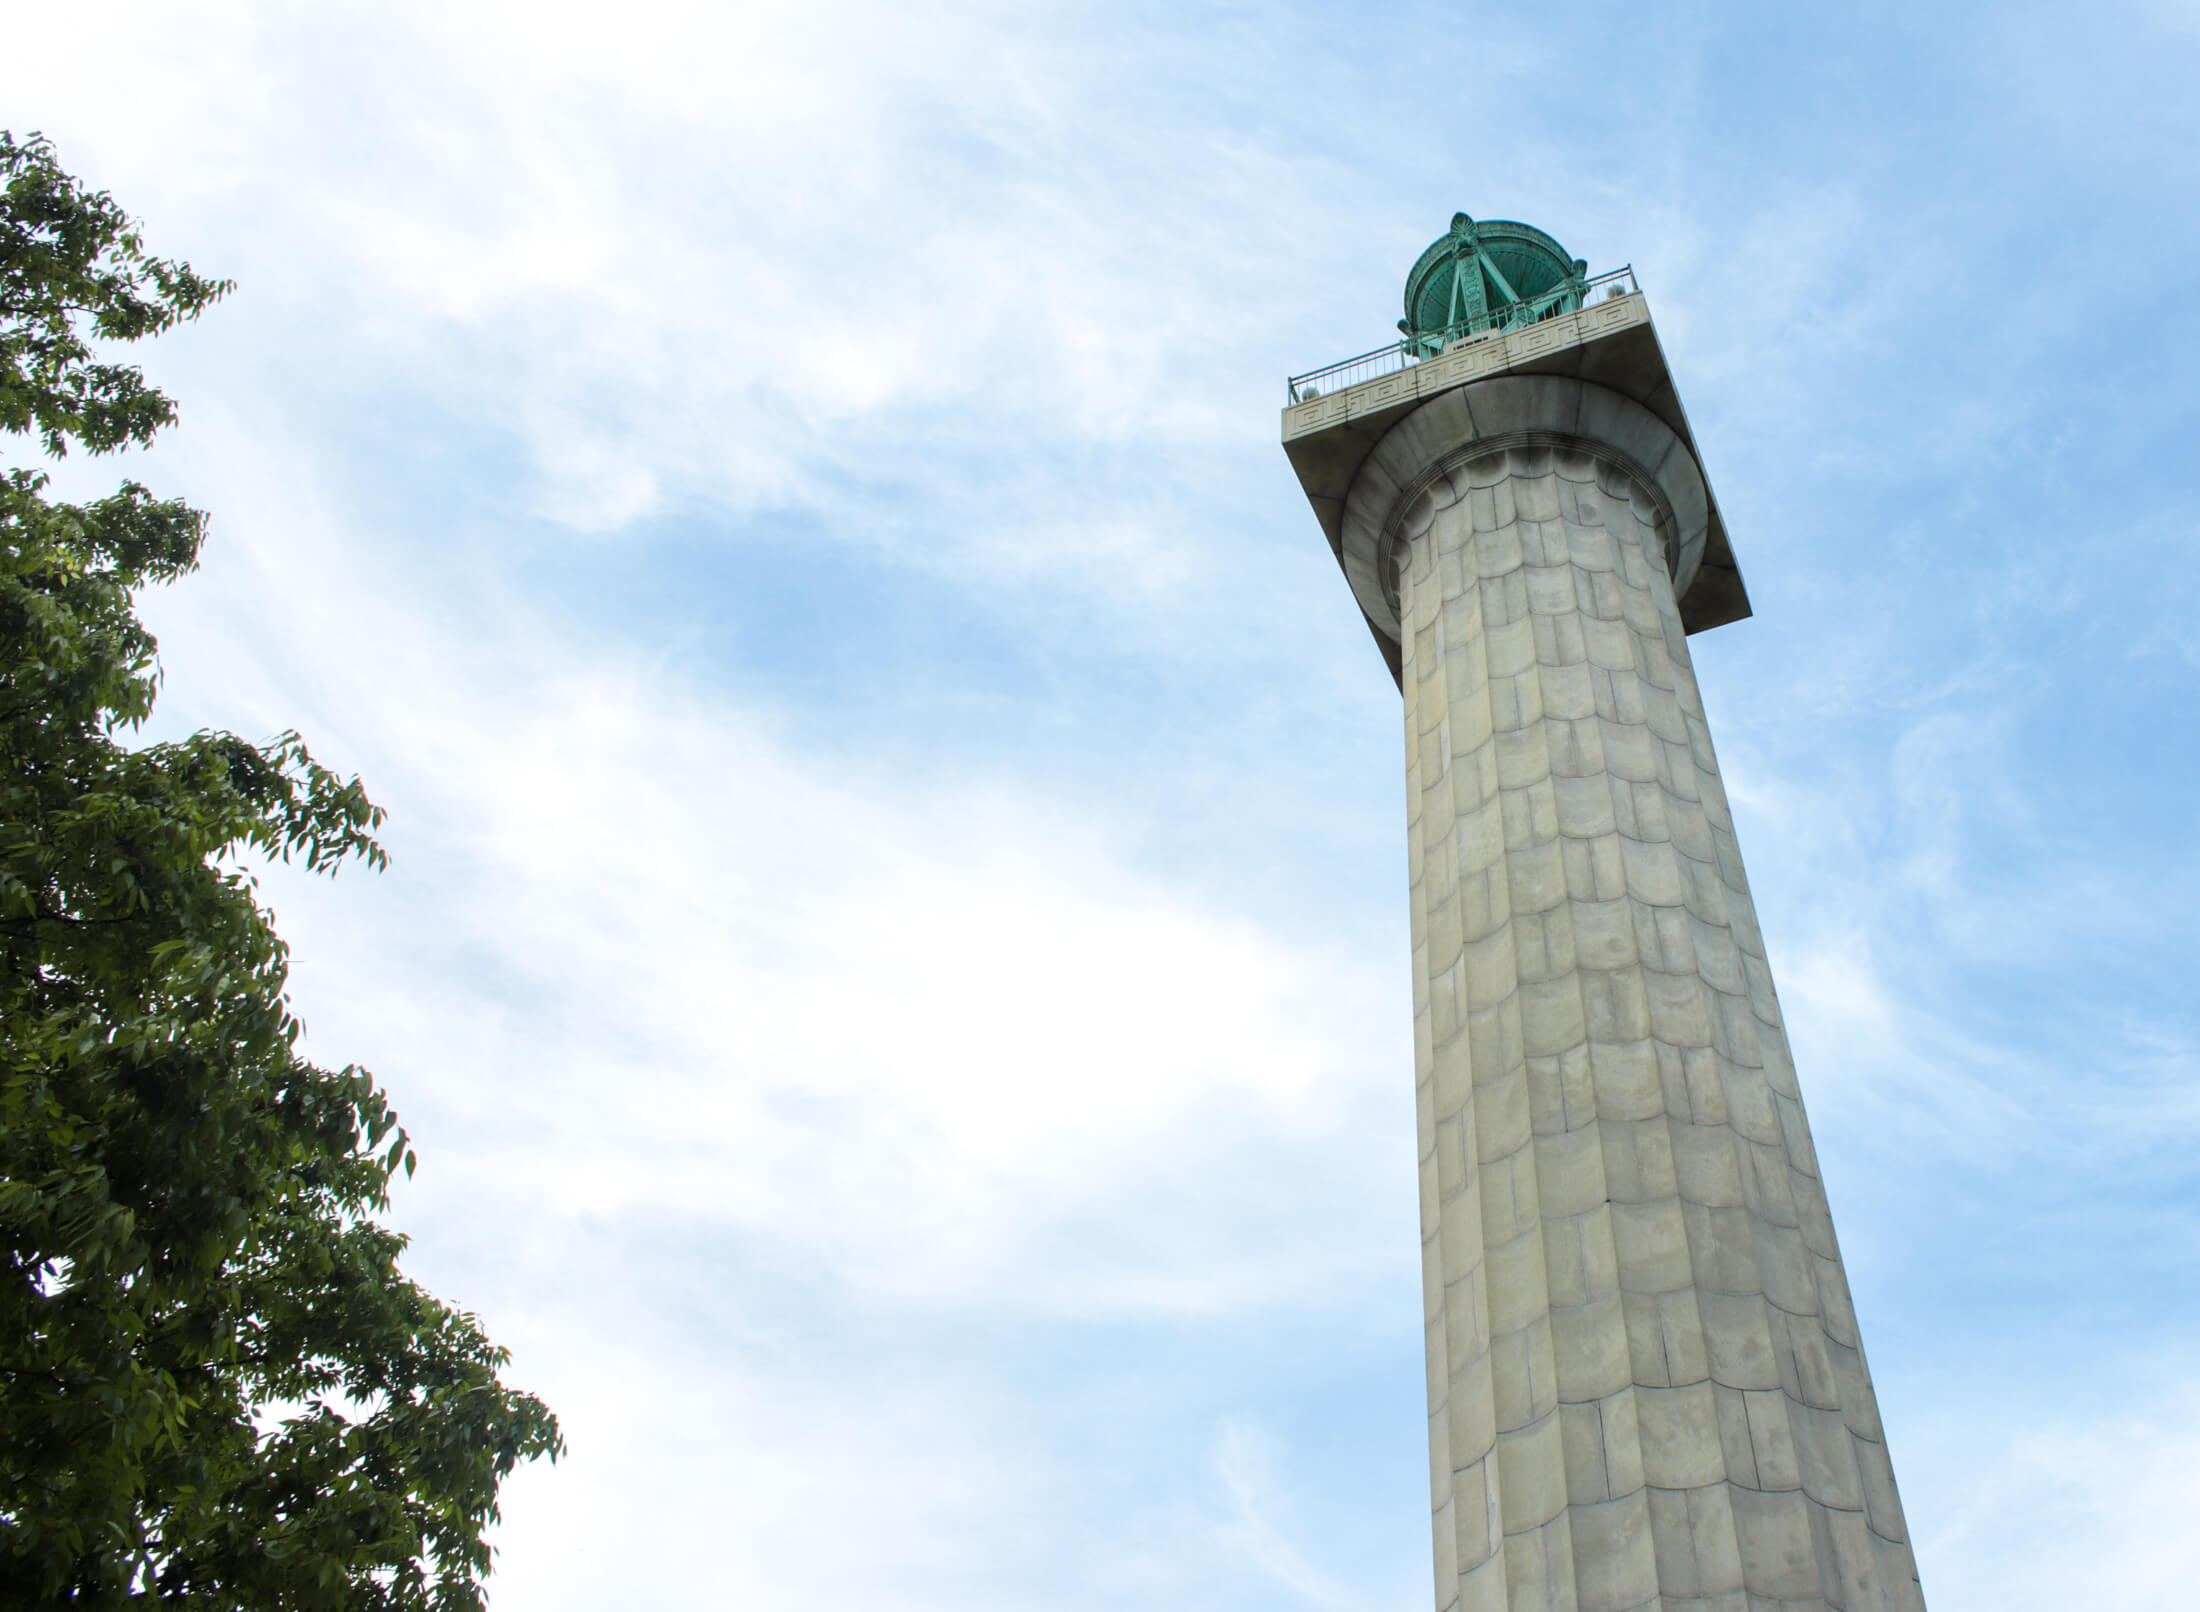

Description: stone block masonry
[1391,401,1924,1612]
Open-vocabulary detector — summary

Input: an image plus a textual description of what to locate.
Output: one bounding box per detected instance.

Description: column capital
[1339,376,1711,651]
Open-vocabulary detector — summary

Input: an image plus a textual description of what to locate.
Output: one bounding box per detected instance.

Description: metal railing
[1286,265,1641,403]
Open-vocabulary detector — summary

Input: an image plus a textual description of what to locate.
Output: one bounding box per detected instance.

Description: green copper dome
[1400,214,1589,355]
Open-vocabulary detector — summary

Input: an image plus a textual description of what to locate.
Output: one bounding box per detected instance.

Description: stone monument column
[1283,218,1930,1612]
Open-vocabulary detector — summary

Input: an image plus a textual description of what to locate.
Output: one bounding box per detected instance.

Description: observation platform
[1281,276,1750,682]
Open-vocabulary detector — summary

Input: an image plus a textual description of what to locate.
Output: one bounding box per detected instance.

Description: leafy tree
[0,131,560,1608]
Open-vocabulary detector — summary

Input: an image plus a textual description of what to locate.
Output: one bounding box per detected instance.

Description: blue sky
[13,0,2200,1605]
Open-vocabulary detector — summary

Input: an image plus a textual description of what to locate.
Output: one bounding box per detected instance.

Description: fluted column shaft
[1400,440,1925,1612]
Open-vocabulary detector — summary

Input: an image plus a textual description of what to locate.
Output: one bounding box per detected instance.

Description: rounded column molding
[1338,374,1713,644]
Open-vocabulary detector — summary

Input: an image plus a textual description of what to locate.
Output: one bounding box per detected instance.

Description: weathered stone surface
[1394,413,1926,1612]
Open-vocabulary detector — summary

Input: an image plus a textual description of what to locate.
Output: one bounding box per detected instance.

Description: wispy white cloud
[1213,1422,1390,1612]
[112,395,1419,1604]
[24,0,1367,551]
[1914,1366,2200,1612]
[138,401,1408,1314]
